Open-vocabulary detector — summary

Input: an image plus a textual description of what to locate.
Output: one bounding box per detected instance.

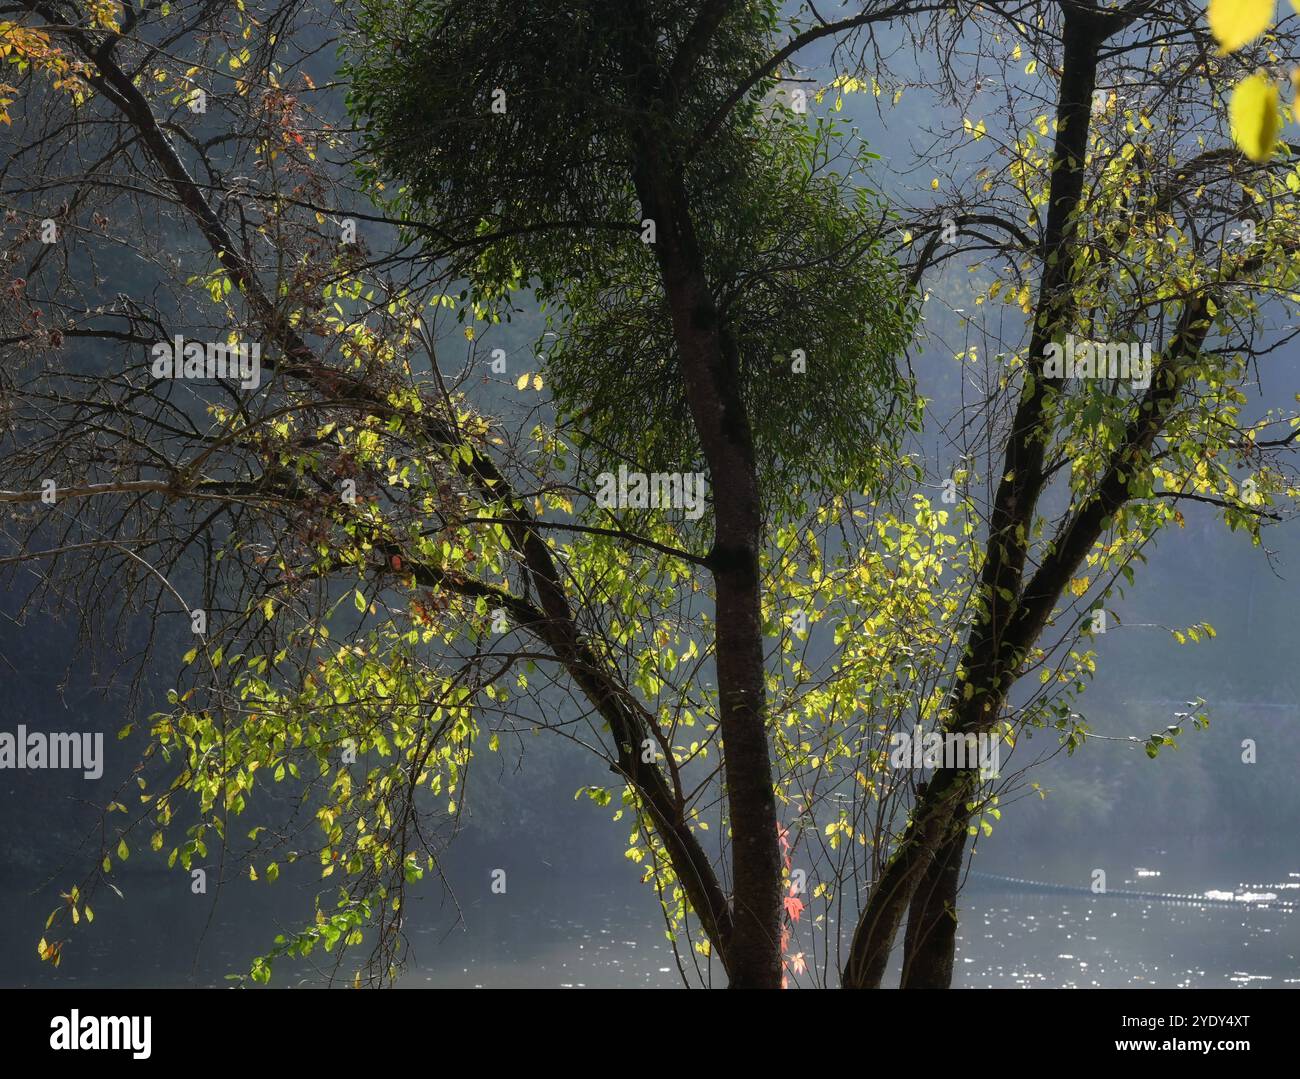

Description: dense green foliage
[347,0,919,513]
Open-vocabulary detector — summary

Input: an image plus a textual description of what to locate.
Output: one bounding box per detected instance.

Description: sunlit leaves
[0,20,92,109]
[1208,0,1273,52]
[1229,71,1281,162]
[1205,0,1291,160]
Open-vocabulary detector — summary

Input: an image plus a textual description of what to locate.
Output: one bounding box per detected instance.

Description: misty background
[1,9,1296,988]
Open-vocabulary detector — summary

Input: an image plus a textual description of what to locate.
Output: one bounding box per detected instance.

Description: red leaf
[783,895,804,923]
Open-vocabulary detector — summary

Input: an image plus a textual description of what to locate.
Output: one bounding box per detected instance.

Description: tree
[344,0,928,986]
[347,0,1300,988]
[833,0,1300,986]
[1,0,917,987]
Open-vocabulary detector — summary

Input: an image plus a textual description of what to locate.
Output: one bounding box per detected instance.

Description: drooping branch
[23,3,737,968]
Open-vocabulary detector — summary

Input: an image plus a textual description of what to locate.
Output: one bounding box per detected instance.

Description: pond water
[4,859,1295,988]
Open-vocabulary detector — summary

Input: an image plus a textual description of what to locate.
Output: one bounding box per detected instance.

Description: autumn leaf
[783,895,805,922]
[1230,71,1281,162]
[1207,0,1273,53]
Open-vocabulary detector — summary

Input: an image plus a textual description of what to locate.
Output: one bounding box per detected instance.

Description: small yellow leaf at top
[931,178,939,190]
[515,373,529,390]
[463,325,474,340]
[1229,72,1281,162]
[1208,0,1273,53]
[531,373,543,391]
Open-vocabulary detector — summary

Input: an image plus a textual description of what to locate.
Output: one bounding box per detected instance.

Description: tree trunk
[844,3,1109,990]
[634,158,781,986]
[842,766,974,987]
[900,818,966,988]
[608,0,782,988]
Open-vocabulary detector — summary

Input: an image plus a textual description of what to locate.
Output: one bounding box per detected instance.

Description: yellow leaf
[1229,72,1280,163]
[1208,0,1273,53]
[515,373,529,390]
[531,373,542,391]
